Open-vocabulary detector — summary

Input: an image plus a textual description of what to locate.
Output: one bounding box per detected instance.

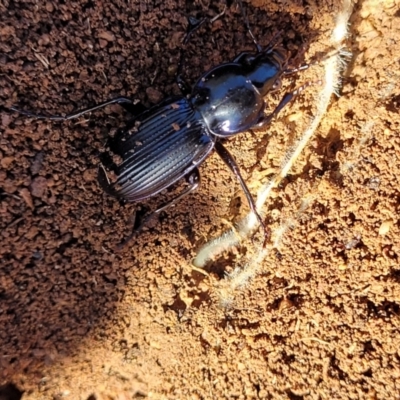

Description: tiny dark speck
[32,251,43,260]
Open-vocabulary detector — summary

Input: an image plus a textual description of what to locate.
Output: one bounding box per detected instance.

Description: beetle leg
[116,169,201,250]
[214,141,268,247]
[151,168,200,216]
[10,97,144,121]
[257,80,320,127]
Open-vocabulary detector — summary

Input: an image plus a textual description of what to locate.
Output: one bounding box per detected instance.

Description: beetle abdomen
[99,97,214,202]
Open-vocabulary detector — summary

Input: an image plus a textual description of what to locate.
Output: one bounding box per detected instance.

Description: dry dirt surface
[1,0,400,399]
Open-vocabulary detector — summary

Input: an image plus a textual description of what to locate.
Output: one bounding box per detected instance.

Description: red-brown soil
[1,0,400,399]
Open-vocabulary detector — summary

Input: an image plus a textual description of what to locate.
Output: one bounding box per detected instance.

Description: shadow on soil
[0,0,319,392]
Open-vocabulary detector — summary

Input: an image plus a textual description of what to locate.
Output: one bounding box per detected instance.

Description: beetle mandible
[10,0,316,247]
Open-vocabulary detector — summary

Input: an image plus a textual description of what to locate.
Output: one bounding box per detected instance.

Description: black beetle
[10,1,315,247]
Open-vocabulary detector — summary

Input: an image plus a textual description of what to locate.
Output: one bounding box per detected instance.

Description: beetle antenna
[210,5,226,24]
[182,16,207,45]
[236,0,262,53]
[263,30,283,53]
[284,47,350,76]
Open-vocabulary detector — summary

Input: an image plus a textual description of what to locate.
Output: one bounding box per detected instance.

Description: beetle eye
[271,79,282,92]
